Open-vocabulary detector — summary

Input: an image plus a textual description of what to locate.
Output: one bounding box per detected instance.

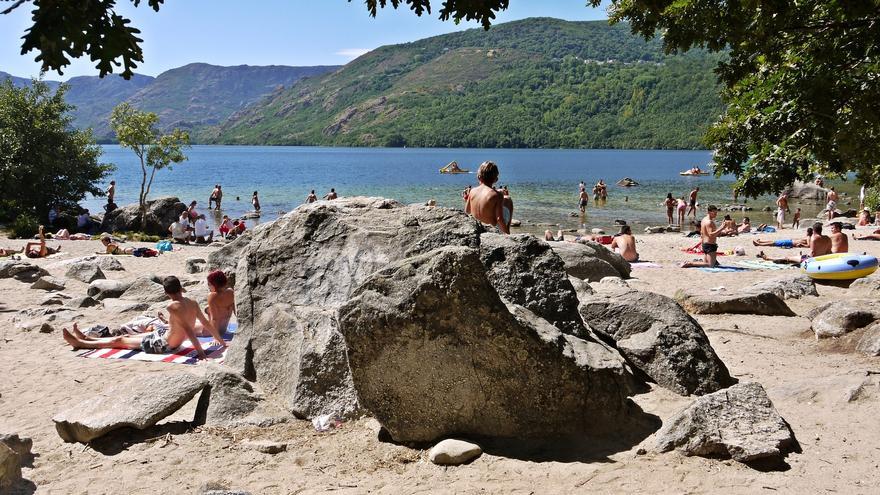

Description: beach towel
[733,260,795,271]
[630,261,662,268]
[683,241,727,256]
[78,323,237,365]
[697,266,752,273]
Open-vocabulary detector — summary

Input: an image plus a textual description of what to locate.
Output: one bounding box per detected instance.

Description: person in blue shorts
[752,228,812,248]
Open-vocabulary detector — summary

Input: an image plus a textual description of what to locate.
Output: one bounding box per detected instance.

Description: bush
[864,189,880,212]
[10,214,38,239]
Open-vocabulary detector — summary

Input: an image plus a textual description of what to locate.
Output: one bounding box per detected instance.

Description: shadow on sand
[86,420,195,456]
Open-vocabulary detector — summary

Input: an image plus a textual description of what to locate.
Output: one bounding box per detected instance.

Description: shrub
[10,214,38,239]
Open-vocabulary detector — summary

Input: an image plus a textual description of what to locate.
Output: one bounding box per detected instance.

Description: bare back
[165,297,206,349]
[611,234,638,262]
[830,232,848,253]
[466,184,507,233]
[810,235,833,257]
[207,287,235,332]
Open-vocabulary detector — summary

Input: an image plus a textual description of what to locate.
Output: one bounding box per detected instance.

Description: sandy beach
[2,218,880,494]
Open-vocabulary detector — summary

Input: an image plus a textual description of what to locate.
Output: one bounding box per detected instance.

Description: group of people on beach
[62,270,235,361]
[661,187,702,227]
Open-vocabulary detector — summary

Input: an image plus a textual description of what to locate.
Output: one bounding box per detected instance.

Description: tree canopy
[0,78,112,222]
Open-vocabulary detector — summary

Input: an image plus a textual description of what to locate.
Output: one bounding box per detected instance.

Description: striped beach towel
[78,323,237,365]
[733,260,795,271]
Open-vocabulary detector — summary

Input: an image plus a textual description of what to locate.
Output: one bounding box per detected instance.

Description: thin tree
[109,102,190,230]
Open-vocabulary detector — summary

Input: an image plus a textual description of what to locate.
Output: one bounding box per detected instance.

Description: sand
[2,221,880,494]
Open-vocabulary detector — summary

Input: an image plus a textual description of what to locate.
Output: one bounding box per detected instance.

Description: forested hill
[205,18,724,149]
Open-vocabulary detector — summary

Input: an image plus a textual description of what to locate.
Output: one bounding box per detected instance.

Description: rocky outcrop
[193,365,279,427]
[783,181,829,202]
[53,372,206,443]
[0,260,48,283]
[809,299,880,338]
[675,290,796,316]
[578,285,734,396]
[65,262,106,283]
[656,382,798,464]
[0,443,21,491]
[226,198,483,420]
[87,279,132,300]
[338,246,648,443]
[186,257,207,274]
[100,196,187,235]
[744,274,818,300]
[479,234,586,336]
[120,276,167,302]
[549,241,631,281]
[59,255,124,272]
[31,276,66,291]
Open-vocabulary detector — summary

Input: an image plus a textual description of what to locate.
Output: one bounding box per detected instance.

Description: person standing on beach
[306,190,318,203]
[681,205,730,268]
[686,187,700,219]
[324,188,338,200]
[826,187,839,220]
[664,193,676,225]
[465,161,509,234]
[252,191,261,213]
[775,192,789,229]
[792,207,801,229]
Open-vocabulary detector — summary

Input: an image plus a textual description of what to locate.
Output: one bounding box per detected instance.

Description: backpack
[155,240,173,252]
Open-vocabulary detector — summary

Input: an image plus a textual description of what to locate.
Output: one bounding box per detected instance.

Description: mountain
[64,73,155,137]
[206,18,725,149]
[0,71,61,91]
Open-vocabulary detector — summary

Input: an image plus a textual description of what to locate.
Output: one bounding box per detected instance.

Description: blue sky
[0,1,608,80]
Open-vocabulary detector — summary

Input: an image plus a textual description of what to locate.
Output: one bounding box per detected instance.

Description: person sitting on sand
[857,209,871,227]
[828,222,848,253]
[758,223,831,264]
[720,215,737,235]
[465,161,509,234]
[738,217,752,233]
[25,226,61,258]
[218,215,232,238]
[62,276,225,360]
[97,235,134,255]
[752,227,813,249]
[611,225,639,262]
[195,270,235,335]
[681,205,730,268]
[193,214,214,244]
[169,220,190,244]
[306,190,318,203]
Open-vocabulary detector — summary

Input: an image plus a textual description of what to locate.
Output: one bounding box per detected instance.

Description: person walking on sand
[465,161,509,234]
[324,188,338,200]
[681,205,731,268]
[252,191,261,213]
[306,190,318,203]
[611,225,639,262]
[61,276,225,360]
[686,187,700,219]
[664,193,676,225]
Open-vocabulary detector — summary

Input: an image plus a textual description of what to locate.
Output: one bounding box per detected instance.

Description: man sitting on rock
[62,276,225,359]
[465,161,509,234]
[196,270,235,335]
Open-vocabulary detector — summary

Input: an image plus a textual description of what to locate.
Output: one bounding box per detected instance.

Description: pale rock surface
[87,279,132,300]
[549,241,631,281]
[429,439,483,465]
[31,275,66,291]
[675,289,796,316]
[744,274,818,300]
[64,262,106,283]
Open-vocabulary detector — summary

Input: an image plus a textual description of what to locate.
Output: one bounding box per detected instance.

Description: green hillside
[206,18,724,149]
[64,73,155,138]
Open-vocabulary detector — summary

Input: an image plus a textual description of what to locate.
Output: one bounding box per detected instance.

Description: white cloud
[335,48,371,58]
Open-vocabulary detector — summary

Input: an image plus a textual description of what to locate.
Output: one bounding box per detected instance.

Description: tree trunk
[139,151,147,231]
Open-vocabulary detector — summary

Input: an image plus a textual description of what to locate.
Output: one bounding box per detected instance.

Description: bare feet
[70,322,91,341]
[757,251,767,259]
[62,328,82,349]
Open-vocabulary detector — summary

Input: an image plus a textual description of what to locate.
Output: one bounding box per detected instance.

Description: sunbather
[853,228,880,241]
[97,235,134,255]
[25,226,61,258]
[751,227,813,248]
[758,223,831,264]
[62,276,225,359]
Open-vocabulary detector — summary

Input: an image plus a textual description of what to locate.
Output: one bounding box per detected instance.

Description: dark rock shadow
[87,420,195,455]
[815,279,855,289]
[6,478,37,495]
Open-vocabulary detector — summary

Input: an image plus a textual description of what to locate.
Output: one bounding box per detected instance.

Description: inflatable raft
[439,161,470,174]
[802,253,878,280]
[679,171,711,176]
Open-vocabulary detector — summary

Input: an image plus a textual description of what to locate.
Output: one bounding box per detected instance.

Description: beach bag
[597,235,613,245]
[133,247,160,257]
[156,240,173,252]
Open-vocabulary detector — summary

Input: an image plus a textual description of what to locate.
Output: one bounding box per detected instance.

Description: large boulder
[856,322,880,356]
[53,372,206,443]
[100,196,187,235]
[675,290,796,316]
[0,260,48,283]
[65,262,106,283]
[0,434,32,464]
[120,276,167,302]
[744,274,818,300]
[87,279,132,300]
[338,246,649,443]
[479,234,587,336]
[783,181,829,202]
[59,255,124,272]
[0,443,21,491]
[194,365,269,427]
[578,285,734,396]
[809,300,880,338]
[31,275,66,291]
[225,198,483,420]
[549,241,631,281]
[656,382,799,464]
[206,233,252,287]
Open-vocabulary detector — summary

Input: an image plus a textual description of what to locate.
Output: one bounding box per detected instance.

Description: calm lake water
[83,145,796,232]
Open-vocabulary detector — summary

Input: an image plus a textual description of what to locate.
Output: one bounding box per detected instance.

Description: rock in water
[549,241,631,281]
[744,274,818,300]
[579,285,734,396]
[87,279,132,300]
[429,439,482,465]
[65,262,106,283]
[656,382,798,463]
[53,372,206,443]
[479,234,587,336]
[225,198,482,420]
[100,196,187,235]
[338,246,648,443]
[0,443,21,491]
[674,290,796,316]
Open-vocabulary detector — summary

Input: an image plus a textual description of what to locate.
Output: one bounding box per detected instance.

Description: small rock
[591,228,605,235]
[636,448,647,455]
[87,279,132,300]
[65,262,106,283]
[0,260,49,283]
[0,443,21,491]
[65,296,100,309]
[241,440,286,454]
[186,257,208,274]
[429,439,483,465]
[60,255,124,272]
[810,301,880,338]
[39,322,55,333]
[745,275,817,300]
[40,294,67,306]
[509,219,521,227]
[31,276,66,291]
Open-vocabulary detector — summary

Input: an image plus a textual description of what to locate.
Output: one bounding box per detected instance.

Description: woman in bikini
[24,226,61,258]
[97,236,134,255]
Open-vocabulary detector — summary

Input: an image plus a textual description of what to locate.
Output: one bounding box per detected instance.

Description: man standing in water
[306,190,318,203]
[324,188,338,200]
[682,205,730,268]
[579,188,589,214]
[465,161,509,234]
[686,187,700,219]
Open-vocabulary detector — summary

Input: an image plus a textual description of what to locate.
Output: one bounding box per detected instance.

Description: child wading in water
[465,161,510,234]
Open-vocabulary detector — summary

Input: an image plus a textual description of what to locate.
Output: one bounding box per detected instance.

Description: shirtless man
[686,187,699,219]
[681,205,729,268]
[197,270,235,335]
[826,187,839,221]
[306,190,318,203]
[759,223,831,264]
[61,276,225,360]
[578,188,589,213]
[775,193,789,229]
[828,222,848,253]
[106,180,116,204]
[752,227,812,248]
[611,225,639,262]
[465,161,509,234]
[324,188,338,200]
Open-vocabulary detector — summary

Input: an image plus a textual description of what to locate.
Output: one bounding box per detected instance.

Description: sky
[0,1,609,80]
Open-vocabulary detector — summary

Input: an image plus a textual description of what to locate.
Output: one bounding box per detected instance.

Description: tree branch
[1,0,27,16]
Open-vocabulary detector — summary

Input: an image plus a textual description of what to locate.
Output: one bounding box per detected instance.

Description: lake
[84,145,786,232]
